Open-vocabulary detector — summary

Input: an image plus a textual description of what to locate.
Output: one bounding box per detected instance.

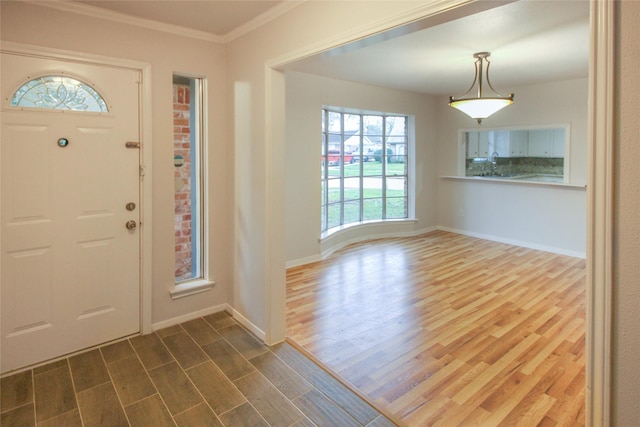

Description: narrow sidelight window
[173,75,205,283]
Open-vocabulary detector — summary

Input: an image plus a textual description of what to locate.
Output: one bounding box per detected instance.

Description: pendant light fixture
[449,52,514,124]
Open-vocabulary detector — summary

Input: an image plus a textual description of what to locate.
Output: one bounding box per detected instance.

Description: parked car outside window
[324,149,354,166]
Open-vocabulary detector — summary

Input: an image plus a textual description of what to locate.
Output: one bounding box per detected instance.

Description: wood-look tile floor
[286,231,586,426]
[0,311,395,427]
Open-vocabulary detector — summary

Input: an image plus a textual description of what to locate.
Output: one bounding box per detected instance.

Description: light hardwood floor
[286,231,585,426]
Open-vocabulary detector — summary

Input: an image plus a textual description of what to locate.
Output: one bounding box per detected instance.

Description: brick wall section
[174,84,193,281]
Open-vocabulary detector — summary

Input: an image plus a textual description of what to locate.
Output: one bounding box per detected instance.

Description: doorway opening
[270,0,612,425]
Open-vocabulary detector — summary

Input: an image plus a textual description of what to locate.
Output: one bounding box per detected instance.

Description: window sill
[170,279,215,300]
[320,218,417,241]
[440,175,586,189]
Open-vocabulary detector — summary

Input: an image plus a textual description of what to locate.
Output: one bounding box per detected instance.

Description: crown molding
[27,0,223,43]
[23,0,305,44]
[223,1,305,43]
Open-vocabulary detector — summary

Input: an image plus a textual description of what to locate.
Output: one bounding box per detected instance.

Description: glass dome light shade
[449,96,514,120]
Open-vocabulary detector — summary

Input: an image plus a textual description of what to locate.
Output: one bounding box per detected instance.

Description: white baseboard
[226,305,266,341]
[286,254,322,269]
[287,224,586,268]
[151,303,266,342]
[151,304,227,331]
[437,226,586,259]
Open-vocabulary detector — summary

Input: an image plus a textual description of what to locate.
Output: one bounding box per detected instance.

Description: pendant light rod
[477,52,486,97]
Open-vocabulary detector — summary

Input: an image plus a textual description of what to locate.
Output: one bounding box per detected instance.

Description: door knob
[125,220,137,230]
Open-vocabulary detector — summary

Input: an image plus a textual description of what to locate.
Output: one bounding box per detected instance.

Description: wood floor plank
[218,402,269,427]
[76,382,128,427]
[100,341,135,364]
[201,339,255,381]
[147,361,203,415]
[37,409,82,427]
[181,318,223,347]
[293,389,361,427]
[512,392,557,427]
[185,361,246,415]
[173,402,223,427]
[0,370,32,412]
[129,332,175,370]
[161,331,209,370]
[33,362,77,423]
[203,311,237,330]
[271,342,381,425]
[391,356,466,413]
[234,371,305,426]
[106,355,157,407]
[0,403,35,427]
[125,394,174,427]
[286,231,585,426]
[217,324,269,359]
[248,351,314,400]
[68,349,110,393]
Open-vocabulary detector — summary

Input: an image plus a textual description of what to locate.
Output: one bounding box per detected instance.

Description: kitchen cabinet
[510,130,529,157]
[494,130,528,157]
[528,130,548,156]
[551,128,565,157]
[466,131,489,158]
[528,128,565,157]
[489,130,529,157]
[465,127,566,159]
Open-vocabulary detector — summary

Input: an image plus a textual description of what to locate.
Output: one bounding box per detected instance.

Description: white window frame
[321,107,410,234]
[170,74,213,299]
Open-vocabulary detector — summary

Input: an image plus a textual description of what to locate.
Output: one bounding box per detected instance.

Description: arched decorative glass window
[10,75,109,112]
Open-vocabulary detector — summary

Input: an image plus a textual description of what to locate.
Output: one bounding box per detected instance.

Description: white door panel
[1,52,141,373]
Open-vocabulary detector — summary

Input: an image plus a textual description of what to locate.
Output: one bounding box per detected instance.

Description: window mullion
[194,79,204,277]
[359,118,364,222]
[322,110,327,231]
[340,112,345,226]
[382,117,387,219]
[325,111,330,231]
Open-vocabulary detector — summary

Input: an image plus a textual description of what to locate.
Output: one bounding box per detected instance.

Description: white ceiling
[69,0,590,96]
[285,0,590,95]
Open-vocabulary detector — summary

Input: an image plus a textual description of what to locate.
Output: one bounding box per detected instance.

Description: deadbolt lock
[126,202,136,211]
[125,220,137,230]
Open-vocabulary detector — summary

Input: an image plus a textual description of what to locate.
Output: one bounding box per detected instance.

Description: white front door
[1,52,141,373]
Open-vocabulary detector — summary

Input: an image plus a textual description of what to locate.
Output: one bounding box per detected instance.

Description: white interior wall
[284,71,437,266]
[227,0,485,336]
[437,78,588,256]
[0,1,233,326]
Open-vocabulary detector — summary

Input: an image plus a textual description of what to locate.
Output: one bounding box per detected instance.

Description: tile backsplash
[466,156,564,177]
